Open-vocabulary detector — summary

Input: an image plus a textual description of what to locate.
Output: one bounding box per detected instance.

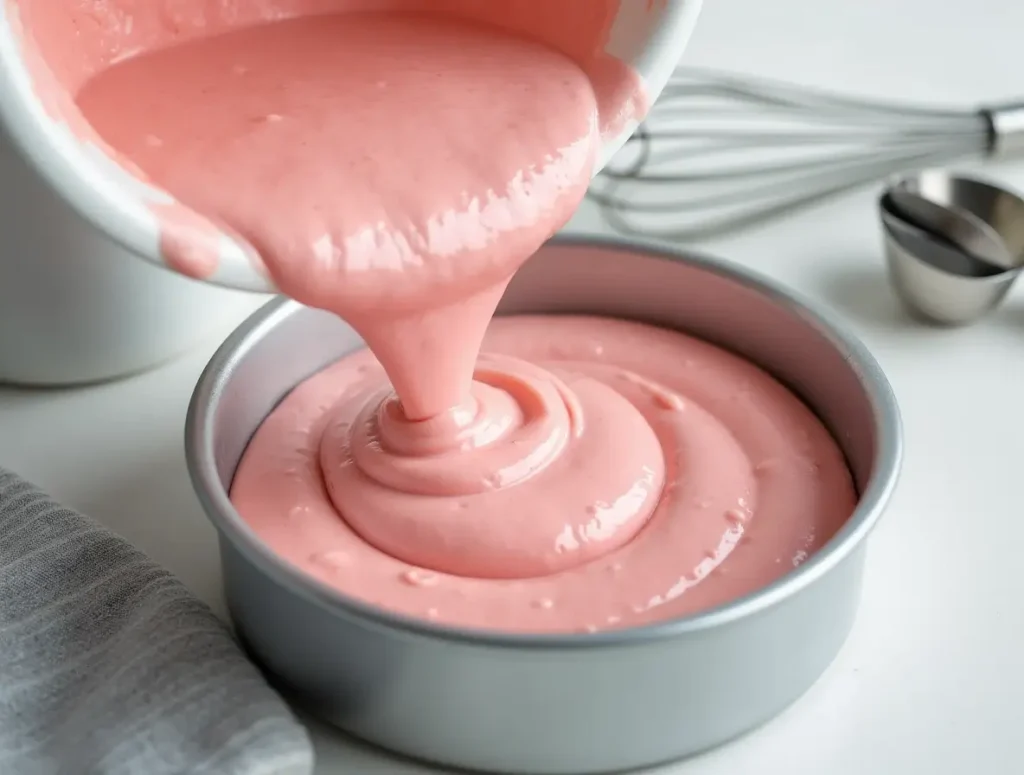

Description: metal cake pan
[185,236,902,774]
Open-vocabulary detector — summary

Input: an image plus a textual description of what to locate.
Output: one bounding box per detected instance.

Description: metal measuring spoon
[887,186,1014,270]
[879,171,1024,326]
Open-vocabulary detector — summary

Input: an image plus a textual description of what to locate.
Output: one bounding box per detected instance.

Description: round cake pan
[185,236,902,775]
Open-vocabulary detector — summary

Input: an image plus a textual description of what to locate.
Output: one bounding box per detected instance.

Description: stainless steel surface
[886,188,1013,270]
[880,171,1024,325]
[881,213,1017,325]
[186,237,902,774]
[590,67,1022,240]
[899,169,1024,260]
[881,202,1002,278]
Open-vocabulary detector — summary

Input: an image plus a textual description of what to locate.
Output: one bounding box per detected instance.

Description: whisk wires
[589,67,991,240]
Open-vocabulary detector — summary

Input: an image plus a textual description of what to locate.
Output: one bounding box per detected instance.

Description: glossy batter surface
[232,315,857,634]
[74,11,603,420]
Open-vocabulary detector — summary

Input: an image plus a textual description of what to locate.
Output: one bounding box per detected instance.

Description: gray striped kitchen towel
[0,467,314,775]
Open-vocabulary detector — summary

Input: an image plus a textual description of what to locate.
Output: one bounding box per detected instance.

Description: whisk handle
[980,102,1024,158]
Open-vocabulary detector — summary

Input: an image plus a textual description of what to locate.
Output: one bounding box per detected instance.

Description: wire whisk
[588,67,1024,240]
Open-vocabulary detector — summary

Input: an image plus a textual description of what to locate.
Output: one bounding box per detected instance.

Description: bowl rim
[185,234,903,650]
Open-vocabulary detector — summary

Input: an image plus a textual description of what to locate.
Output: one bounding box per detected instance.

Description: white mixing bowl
[0,1,703,296]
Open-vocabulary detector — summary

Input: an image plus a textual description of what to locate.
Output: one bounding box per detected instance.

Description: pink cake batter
[232,315,855,633]
[12,0,648,286]
[74,10,609,420]
[31,5,857,632]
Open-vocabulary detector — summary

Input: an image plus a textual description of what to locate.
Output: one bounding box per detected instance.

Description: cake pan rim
[185,234,903,650]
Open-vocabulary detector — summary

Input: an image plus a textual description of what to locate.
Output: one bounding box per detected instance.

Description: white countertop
[3,0,1023,772]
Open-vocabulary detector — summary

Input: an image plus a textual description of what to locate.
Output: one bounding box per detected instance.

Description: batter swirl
[232,315,856,634]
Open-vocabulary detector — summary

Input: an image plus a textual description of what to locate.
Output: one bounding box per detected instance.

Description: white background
[2,0,1023,772]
